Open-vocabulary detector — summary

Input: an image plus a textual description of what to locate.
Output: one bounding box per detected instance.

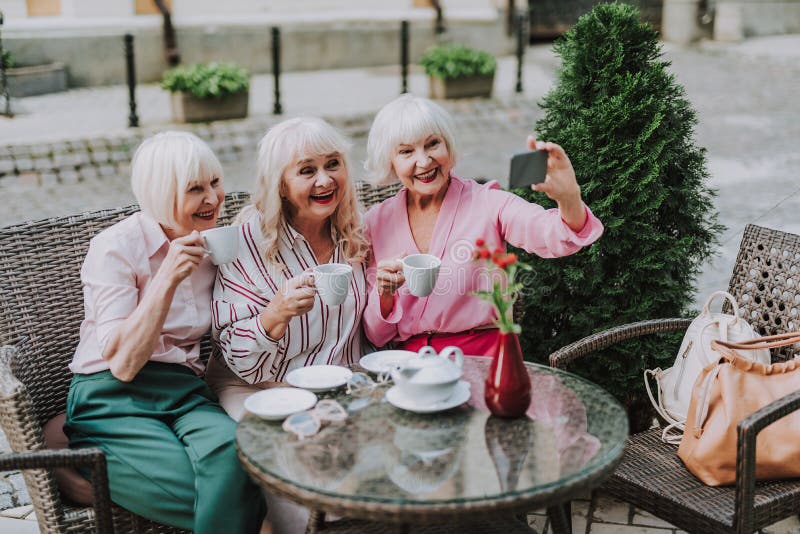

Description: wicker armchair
[0,183,400,533]
[549,224,800,534]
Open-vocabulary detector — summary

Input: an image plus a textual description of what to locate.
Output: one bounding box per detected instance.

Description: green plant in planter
[1,50,14,69]
[421,44,496,99]
[161,62,250,123]
[510,3,722,432]
[161,62,249,99]
[420,44,496,80]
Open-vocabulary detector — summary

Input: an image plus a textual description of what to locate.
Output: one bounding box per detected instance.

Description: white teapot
[390,346,464,404]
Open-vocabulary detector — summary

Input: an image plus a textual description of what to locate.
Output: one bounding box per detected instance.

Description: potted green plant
[2,50,69,98]
[420,44,496,99]
[161,62,250,123]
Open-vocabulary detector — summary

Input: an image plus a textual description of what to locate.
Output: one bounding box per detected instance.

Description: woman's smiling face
[169,174,224,238]
[391,134,453,199]
[282,151,347,225]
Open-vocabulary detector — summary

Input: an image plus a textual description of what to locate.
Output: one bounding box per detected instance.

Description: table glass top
[237,356,627,506]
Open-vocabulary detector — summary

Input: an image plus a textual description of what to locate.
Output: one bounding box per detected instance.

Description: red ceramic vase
[484,332,532,418]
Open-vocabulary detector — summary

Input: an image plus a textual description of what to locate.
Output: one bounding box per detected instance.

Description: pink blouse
[362,175,604,347]
[70,212,215,375]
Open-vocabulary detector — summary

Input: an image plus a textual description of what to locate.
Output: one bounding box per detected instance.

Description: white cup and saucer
[200,225,239,265]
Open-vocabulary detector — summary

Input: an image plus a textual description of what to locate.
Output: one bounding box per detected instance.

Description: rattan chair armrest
[733,389,800,534]
[548,318,693,370]
[0,448,114,534]
[0,343,26,398]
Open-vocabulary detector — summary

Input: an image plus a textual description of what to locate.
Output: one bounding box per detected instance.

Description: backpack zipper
[673,340,693,399]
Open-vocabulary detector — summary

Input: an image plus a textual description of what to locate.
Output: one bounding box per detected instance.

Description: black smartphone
[509,150,548,189]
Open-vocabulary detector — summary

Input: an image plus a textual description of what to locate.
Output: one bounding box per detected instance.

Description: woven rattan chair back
[0,182,400,534]
[724,224,800,362]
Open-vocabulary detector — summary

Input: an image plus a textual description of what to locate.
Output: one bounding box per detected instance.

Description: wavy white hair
[238,117,369,265]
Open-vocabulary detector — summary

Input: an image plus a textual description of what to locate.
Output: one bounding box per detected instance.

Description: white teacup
[313,263,353,306]
[402,254,441,297]
[200,226,239,265]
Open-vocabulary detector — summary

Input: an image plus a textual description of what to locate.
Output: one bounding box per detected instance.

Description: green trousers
[65,362,266,533]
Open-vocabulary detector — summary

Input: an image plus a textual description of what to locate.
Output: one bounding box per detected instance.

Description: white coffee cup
[200,226,239,265]
[402,254,441,297]
[313,263,353,306]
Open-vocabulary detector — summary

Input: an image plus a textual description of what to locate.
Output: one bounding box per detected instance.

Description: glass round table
[236,356,628,533]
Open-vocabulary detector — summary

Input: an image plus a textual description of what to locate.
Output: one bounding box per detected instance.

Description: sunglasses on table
[282,399,348,440]
[346,371,392,397]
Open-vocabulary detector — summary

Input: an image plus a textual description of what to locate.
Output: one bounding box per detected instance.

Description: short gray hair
[130,131,223,229]
[365,94,458,185]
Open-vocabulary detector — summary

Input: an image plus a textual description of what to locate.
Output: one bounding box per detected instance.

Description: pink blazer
[363,175,604,348]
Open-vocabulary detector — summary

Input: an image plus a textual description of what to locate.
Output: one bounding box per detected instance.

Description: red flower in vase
[473,239,532,418]
[472,240,530,335]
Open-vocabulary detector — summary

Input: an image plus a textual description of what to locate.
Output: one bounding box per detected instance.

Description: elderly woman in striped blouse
[207,116,369,418]
[207,117,369,533]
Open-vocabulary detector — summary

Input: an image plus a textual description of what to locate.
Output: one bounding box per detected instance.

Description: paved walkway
[1,34,800,533]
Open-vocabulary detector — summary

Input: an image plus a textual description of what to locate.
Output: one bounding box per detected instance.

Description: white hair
[130,131,223,229]
[239,116,369,265]
[364,93,458,185]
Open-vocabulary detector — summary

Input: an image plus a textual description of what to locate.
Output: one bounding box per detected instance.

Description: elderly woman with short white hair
[64,131,266,533]
[362,94,605,355]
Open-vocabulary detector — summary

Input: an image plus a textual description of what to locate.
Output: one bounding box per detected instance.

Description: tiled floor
[0,505,39,534]
[3,496,799,533]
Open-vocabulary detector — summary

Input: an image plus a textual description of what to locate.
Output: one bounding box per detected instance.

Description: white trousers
[205,357,311,534]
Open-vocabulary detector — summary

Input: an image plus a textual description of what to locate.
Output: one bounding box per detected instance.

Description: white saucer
[359,350,416,374]
[285,365,354,392]
[386,381,471,414]
[243,387,317,421]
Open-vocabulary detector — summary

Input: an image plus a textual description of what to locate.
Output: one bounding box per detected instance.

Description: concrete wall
[3,14,512,87]
[714,0,800,39]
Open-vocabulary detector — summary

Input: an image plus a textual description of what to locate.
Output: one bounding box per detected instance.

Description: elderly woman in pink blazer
[362,94,604,356]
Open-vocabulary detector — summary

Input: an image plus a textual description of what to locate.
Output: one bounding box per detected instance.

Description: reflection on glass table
[236,356,628,534]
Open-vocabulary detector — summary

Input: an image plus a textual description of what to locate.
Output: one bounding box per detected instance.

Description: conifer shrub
[511,2,722,430]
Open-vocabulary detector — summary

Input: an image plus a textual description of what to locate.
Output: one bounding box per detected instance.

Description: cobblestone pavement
[1,35,800,533]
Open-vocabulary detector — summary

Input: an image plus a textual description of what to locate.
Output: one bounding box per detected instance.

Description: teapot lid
[401,346,463,384]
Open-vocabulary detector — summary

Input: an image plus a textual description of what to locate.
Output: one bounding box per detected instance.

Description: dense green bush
[511,3,722,430]
[420,44,496,80]
[161,62,249,99]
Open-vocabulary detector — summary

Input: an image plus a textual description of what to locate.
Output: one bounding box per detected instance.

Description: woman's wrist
[557,194,586,232]
[152,267,182,295]
[379,291,395,319]
[259,302,289,338]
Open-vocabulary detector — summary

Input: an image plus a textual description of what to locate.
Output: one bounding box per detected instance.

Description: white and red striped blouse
[212,212,368,384]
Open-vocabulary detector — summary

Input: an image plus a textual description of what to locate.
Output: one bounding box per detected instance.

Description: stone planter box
[6,62,68,97]
[170,91,249,123]
[429,73,494,99]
